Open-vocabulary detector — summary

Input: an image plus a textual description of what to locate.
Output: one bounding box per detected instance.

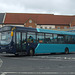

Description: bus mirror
[11,31,13,36]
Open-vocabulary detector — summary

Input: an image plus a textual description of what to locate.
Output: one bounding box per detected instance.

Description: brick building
[0,13,75,30]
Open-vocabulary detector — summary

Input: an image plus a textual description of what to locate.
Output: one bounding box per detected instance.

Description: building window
[29,26,32,28]
[40,27,42,29]
[57,27,60,29]
[45,27,47,29]
[29,20,32,23]
[64,27,67,29]
[49,27,52,29]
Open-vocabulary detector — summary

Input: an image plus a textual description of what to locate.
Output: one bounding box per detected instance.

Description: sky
[0,0,75,15]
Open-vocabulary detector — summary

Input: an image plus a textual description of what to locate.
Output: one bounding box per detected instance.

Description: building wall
[37,25,70,29]
[55,25,70,29]
[37,25,55,29]
[1,23,70,30]
[71,20,75,27]
[2,18,71,29]
[25,19,36,28]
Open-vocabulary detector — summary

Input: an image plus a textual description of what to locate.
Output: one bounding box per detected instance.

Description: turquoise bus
[0,26,75,56]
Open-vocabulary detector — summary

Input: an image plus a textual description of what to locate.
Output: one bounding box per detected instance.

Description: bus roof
[1,26,75,36]
[0,26,37,32]
[37,28,75,35]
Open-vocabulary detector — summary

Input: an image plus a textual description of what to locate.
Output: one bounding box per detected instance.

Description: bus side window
[72,36,75,44]
[27,32,36,43]
[45,33,52,43]
[22,33,26,44]
[53,34,58,43]
[58,35,64,44]
[37,33,44,43]
[65,35,72,44]
[16,32,21,49]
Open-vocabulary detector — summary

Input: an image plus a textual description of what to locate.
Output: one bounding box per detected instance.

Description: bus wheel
[65,48,69,54]
[29,49,34,56]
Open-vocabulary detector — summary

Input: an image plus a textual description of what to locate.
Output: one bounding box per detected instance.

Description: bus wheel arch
[29,48,35,56]
[65,47,69,54]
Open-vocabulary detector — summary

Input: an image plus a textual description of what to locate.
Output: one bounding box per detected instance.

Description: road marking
[27,58,62,61]
[1,72,7,75]
[33,56,75,61]
[1,72,75,75]
[0,58,3,68]
[11,56,75,61]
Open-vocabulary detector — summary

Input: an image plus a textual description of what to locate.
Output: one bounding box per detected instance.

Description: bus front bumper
[0,46,16,54]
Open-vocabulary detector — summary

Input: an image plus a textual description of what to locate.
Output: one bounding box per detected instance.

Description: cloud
[0,0,75,15]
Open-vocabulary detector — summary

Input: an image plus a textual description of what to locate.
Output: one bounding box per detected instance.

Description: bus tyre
[65,48,69,54]
[29,49,34,56]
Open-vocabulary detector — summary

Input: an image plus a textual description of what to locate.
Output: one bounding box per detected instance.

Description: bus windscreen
[0,31,12,45]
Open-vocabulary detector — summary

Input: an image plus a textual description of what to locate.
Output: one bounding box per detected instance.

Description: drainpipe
[2,13,6,27]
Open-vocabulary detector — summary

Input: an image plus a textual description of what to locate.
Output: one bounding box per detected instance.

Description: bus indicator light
[11,31,13,36]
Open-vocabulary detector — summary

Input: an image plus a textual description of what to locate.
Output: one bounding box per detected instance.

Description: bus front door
[16,32,26,54]
[22,32,26,53]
